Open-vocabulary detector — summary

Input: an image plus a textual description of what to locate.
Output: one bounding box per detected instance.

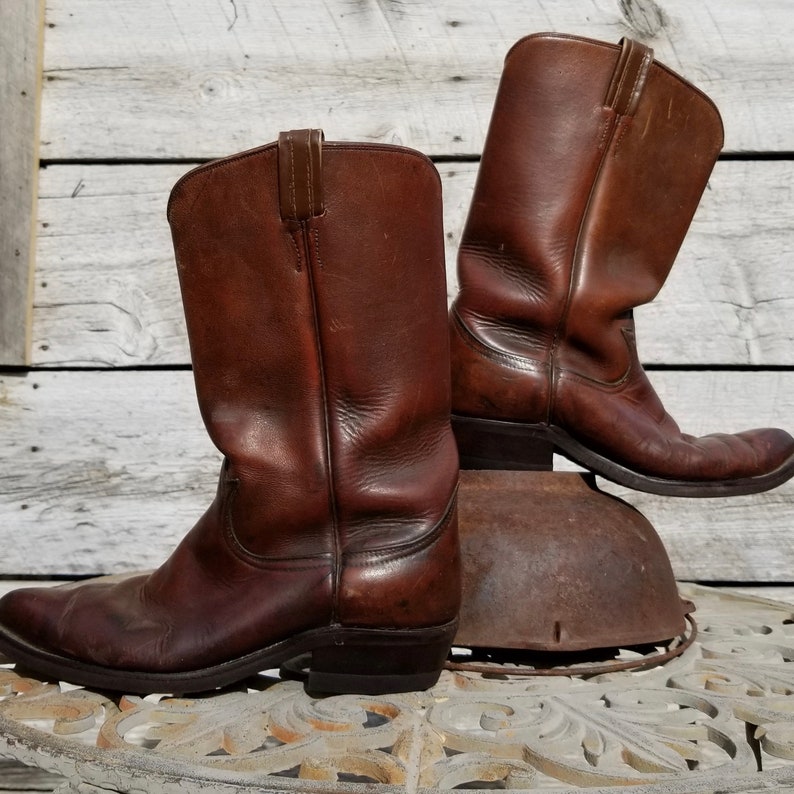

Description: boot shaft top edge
[503,31,724,145]
[166,135,442,224]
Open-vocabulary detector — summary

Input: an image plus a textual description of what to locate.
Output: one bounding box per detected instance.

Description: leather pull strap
[278,129,325,221]
[604,38,653,117]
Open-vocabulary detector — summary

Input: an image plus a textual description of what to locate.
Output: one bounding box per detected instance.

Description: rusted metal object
[455,470,692,652]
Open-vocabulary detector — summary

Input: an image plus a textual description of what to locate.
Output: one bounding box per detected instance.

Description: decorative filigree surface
[4,584,794,792]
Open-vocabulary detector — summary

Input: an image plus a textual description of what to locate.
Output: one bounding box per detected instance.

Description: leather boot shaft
[168,132,460,626]
[454,33,723,403]
[450,34,794,495]
[170,134,458,567]
[0,132,461,693]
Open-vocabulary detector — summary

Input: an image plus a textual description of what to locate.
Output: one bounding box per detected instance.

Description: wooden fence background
[1,0,793,584]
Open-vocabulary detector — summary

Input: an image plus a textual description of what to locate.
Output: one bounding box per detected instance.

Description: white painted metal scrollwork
[4,584,794,792]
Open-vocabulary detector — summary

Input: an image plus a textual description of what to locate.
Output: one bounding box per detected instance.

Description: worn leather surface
[0,133,460,673]
[451,33,794,482]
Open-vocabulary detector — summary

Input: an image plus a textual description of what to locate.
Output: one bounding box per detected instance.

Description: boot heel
[452,415,554,471]
[307,623,456,695]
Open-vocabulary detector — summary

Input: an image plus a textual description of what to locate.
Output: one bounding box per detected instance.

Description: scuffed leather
[451,33,794,483]
[0,137,460,673]
[0,483,334,672]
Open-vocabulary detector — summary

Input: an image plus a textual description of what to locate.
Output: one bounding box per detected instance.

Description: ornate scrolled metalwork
[4,584,794,792]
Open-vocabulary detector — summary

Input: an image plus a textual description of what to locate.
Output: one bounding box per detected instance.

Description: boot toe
[736,427,794,475]
[0,585,72,659]
[697,427,794,481]
[0,578,144,670]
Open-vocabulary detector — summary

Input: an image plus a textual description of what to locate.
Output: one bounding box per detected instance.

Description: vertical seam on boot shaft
[545,109,618,422]
[312,228,325,269]
[545,56,721,410]
[300,219,342,624]
[289,228,302,272]
[612,117,633,156]
[546,42,654,420]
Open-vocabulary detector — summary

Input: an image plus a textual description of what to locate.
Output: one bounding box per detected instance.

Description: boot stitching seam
[304,129,313,216]
[221,475,335,570]
[612,116,633,155]
[596,115,613,151]
[301,218,344,623]
[451,309,545,373]
[556,327,635,389]
[289,228,303,272]
[287,132,298,219]
[343,486,458,566]
[546,102,622,423]
[312,228,325,269]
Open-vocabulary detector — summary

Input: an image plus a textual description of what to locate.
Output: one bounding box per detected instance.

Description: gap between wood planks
[34,152,794,168]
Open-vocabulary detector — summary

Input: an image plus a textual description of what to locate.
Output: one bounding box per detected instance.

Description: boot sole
[453,415,794,497]
[0,619,457,696]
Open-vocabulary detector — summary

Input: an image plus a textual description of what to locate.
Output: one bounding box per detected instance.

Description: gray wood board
[40,0,794,158]
[0,369,792,580]
[0,0,44,364]
[31,160,794,367]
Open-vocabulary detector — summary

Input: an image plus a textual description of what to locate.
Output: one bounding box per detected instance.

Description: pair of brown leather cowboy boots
[1,33,792,696]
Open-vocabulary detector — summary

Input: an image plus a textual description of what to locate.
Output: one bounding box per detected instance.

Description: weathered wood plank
[0,582,59,597]
[0,0,44,365]
[730,586,794,604]
[41,0,794,158]
[31,160,794,367]
[0,759,63,791]
[34,164,191,366]
[0,370,216,577]
[0,370,792,581]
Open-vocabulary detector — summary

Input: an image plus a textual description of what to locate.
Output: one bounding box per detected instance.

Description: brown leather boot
[450,33,794,497]
[0,130,461,694]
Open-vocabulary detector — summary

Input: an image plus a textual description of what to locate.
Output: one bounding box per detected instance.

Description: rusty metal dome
[455,470,691,655]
